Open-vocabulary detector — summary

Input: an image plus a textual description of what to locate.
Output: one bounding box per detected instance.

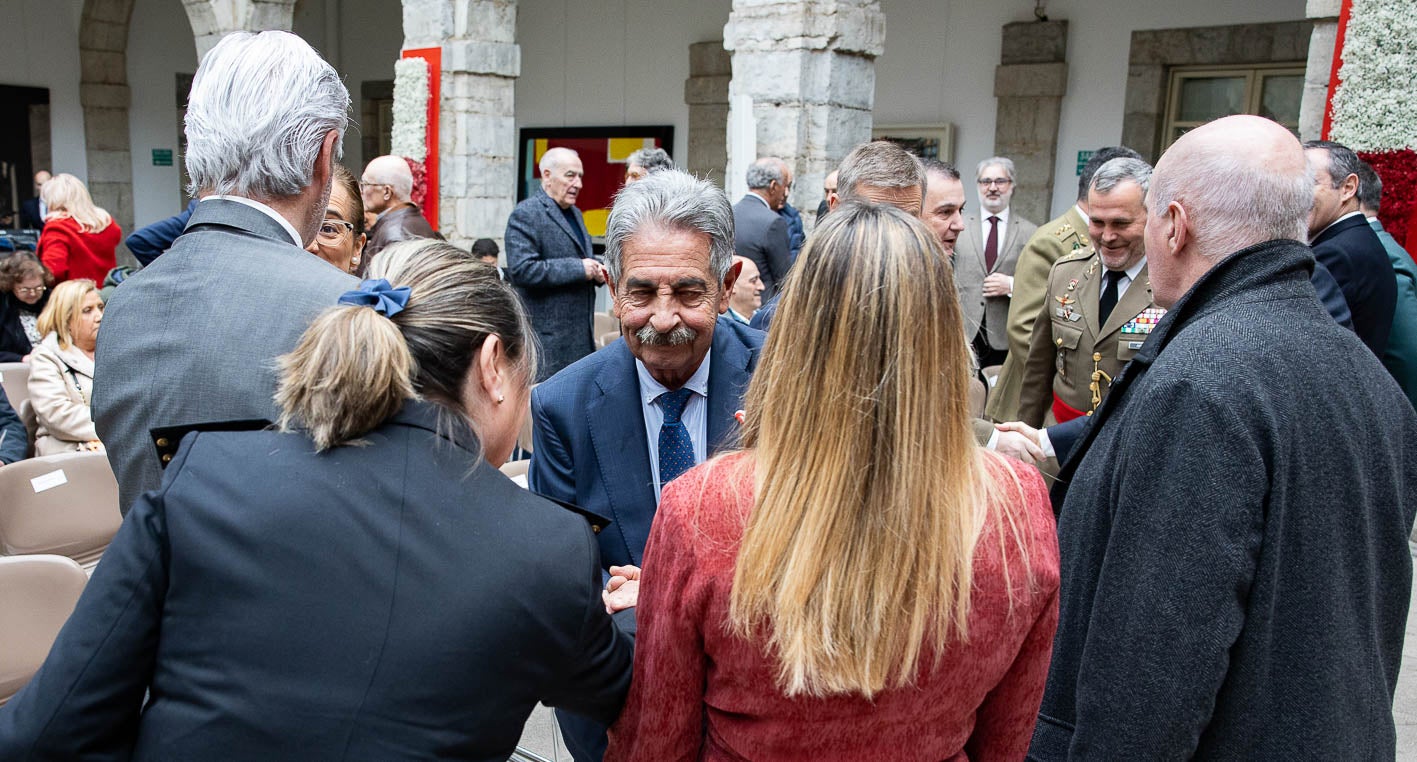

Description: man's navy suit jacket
[1312,213,1396,357]
[529,317,763,571]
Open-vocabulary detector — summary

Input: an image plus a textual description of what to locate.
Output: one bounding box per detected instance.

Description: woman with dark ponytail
[0,239,635,760]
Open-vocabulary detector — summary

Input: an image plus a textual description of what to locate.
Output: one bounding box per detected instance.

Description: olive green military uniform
[1017,250,1165,428]
[984,206,1091,423]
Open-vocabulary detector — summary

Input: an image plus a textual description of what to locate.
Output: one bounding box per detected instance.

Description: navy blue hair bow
[337,278,412,318]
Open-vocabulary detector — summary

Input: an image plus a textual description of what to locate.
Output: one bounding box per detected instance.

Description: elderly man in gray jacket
[94,31,357,512]
[1030,115,1417,759]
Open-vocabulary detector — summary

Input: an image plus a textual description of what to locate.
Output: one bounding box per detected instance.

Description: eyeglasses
[978,178,1013,187]
[15,285,45,296]
[358,181,391,192]
[316,220,355,243]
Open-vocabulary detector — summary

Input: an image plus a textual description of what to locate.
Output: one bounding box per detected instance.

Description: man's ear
[313,130,338,193]
[1339,172,1360,204]
[1167,201,1189,256]
[827,191,840,212]
[718,259,743,314]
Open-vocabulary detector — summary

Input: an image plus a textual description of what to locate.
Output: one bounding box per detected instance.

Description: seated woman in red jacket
[37,173,121,284]
[605,203,1061,761]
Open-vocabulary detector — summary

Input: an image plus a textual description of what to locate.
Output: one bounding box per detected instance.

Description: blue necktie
[657,387,695,491]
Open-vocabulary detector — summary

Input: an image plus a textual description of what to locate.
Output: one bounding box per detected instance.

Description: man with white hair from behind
[94,30,358,512]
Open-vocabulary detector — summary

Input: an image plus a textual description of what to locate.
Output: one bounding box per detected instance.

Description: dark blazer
[0,402,633,759]
[505,189,596,381]
[0,385,25,464]
[0,290,45,363]
[1312,212,1396,357]
[364,203,442,261]
[529,317,763,572]
[93,198,357,511]
[19,197,43,230]
[1030,239,1417,759]
[779,202,805,259]
[748,293,779,332]
[733,194,792,298]
[125,198,199,266]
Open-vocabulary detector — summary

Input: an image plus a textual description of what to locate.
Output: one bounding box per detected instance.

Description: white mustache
[636,324,697,346]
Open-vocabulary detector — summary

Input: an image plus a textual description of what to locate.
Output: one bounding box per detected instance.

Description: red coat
[39,216,121,285]
[606,452,1060,762]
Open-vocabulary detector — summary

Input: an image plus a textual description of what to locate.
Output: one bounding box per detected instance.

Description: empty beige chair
[598,331,620,349]
[969,377,987,420]
[593,312,618,341]
[500,459,530,480]
[0,554,88,705]
[0,451,122,572]
[0,362,28,413]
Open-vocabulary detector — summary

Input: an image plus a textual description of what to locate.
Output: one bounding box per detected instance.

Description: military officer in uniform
[1019,157,1162,429]
[986,146,1145,423]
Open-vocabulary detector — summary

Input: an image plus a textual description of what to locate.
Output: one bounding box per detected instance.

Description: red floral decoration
[1359,149,1417,255]
[403,157,428,210]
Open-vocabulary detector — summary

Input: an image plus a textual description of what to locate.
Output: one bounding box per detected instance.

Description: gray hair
[1303,140,1363,190]
[628,147,674,173]
[605,170,735,285]
[364,155,414,201]
[837,141,926,201]
[1090,157,1153,197]
[539,147,579,174]
[745,158,785,190]
[1150,148,1312,258]
[975,156,1015,182]
[1356,160,1382,213]
[184,31,349,198]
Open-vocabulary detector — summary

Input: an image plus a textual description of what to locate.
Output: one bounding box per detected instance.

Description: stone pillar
[1299,0,1341,140]
[684,41,731,187]
[401,0,519,250]
[992,20,1067,226]
[79,0,137,238]
[182,0,298,60]
[724,0,884,224]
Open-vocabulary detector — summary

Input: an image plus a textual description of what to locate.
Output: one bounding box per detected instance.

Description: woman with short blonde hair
[607,202,1060,761]
[37,173,121,284]
[28,279,104,454]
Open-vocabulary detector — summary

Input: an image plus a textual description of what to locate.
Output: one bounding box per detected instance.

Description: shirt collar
[1074,204,1090,225]
[203,195,302,246]
[1112,256,1147,282]
[983,207,1011,224]
[1317,209,1365,239]
[636,349,712,407]
[745,192,772,210]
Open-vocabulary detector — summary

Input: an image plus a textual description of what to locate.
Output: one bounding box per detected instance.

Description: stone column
[724,0,884,224]
[181,0,298,60]
[684,41,731,187]
[80,0,137,238]
[992,20,1067,226]
[401,0,518,250]
[1299,0,1341,140]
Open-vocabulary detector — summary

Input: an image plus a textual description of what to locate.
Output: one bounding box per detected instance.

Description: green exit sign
[1076,150,1095,175]
[152,149,173,167]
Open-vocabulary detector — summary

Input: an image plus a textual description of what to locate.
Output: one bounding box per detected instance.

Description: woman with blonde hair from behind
[0,239,634,759]
[36,173,121,284]
[28,278,105,454]
[606,202,1060,761]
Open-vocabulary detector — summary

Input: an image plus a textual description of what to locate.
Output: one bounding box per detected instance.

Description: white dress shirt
[980,207,1011,259]
[1105,256,1148,301]
[203,195,302,247]
[636,351,711,502]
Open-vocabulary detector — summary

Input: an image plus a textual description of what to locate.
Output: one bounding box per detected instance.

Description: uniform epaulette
[150,419,273,468]
[535,492,613,535]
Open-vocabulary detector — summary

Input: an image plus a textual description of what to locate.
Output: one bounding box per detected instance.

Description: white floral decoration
[1330,0,1417,151]
[391,57,431,162]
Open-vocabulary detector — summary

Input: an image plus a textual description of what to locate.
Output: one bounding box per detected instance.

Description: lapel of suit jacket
[537,191,590,257]
[961,213,986,271]
[1000,212,1026,266]
[1097,262,1153,341]
[1078,255,1103,339]
[587,343,656,564]
[706,318,754,453]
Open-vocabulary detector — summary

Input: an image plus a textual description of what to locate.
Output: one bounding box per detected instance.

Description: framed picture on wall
[870,124,956,163]
[517,125,675,238]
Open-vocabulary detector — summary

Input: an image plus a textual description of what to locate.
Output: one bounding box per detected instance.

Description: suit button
[592,525,601,534]
[156,437,169,448]
[161,454,173,464]
[1056,338,1063,346]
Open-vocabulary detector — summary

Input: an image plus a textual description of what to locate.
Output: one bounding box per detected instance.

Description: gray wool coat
[505,189,596,382]
[1030,238,1417,760]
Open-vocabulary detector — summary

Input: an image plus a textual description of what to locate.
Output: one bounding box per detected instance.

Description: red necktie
[985,216,1000,271]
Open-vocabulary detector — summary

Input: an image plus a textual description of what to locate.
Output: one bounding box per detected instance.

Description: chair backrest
[499,458,530,479]
[969,377,987,419]
[18,398,37,458]
[0,362,28,414]
[0,554,88,705]
[597,331,620,349]
[0,451,122,571]
[593,312,619,340]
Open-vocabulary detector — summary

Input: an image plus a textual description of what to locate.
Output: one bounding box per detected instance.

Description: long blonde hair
[729,202,1032,698]
[36,279,98,349]
[41,174,112,234]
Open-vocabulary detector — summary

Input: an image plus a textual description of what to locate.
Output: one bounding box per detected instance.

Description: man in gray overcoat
[1030,115,1417,759]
